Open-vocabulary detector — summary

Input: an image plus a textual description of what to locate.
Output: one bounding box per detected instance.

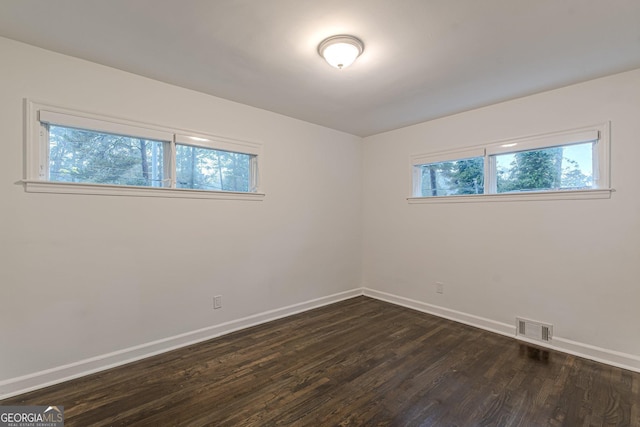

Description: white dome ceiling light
[317,35,364,69]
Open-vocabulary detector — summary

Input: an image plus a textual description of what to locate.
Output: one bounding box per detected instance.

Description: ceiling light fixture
[318,35,364,69]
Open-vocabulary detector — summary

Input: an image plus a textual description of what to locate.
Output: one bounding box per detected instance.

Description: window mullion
[39,123,50,180]
[167,138,176,188]
[412,165,422,197]
[250,155,259,193]
[592,141,600,188]
[485,155,495,194]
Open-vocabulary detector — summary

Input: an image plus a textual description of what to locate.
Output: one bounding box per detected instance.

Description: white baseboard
[363,287,640,373]
[0,288,363,400]
[546,337,640,373]
[4,286,638,400]
[363,288,515,337]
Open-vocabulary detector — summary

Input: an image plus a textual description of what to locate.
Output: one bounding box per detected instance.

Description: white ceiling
[1,0,640,137]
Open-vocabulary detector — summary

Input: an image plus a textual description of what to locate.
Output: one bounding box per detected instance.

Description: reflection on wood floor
[2,296,639,426]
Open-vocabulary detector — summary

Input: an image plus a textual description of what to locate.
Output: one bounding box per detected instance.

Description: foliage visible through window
[495,143,592,193]
[28,102,263,199]
[411,126,607,199]
[418,157,484,196]
[176,145,252,192]
[49,125,166,187]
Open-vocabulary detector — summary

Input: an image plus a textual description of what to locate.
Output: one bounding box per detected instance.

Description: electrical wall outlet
[213,295,222,309]
[435,282,444,294]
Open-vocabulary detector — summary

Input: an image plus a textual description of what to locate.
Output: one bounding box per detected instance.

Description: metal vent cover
[516,317,553,342]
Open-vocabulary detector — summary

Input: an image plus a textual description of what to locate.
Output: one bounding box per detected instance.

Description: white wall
[362,69,640,368]
[0,37,362,391]
[2,35,639,398]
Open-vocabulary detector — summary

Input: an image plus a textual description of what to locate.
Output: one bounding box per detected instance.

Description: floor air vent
[516,317,552,342]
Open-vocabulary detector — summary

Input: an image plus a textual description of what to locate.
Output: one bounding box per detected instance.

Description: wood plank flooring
[2,296,639,426]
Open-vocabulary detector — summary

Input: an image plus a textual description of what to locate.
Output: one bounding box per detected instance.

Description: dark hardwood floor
[2,297,639,426]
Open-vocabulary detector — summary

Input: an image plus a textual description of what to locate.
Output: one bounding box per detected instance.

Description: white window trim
[410,146,485,166]
[23,100,265,201]
[175,133,261,156]
[484,129,600,156]
[174,132,261,193]
[20,180,265,200]
[39,109,174,143]
[409,123,613,203]
[408,188,613,204]
[411,147,486,197]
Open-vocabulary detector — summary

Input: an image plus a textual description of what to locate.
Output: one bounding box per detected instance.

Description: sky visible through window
[495,143,593,192]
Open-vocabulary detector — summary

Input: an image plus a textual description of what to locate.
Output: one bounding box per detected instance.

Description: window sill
[407,188,614,204]
[21,180,265,201]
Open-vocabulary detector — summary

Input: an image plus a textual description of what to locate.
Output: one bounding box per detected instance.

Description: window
[24,101,263,200]
[493,142,593,193]
[48,125,168,187]
[410,124,611,202]
[416,157,484,197]
[175,145,253,192]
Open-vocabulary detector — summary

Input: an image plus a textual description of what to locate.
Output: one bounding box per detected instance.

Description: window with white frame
[410,124,611,201]
[174,134,258,193]
[24,101,263,200]
[412,147,485,197]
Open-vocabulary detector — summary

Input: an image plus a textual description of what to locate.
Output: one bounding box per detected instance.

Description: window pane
[48,125,165,187]
[418,157,484,196]
[495,142,593,193]
[176,144,253,192]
